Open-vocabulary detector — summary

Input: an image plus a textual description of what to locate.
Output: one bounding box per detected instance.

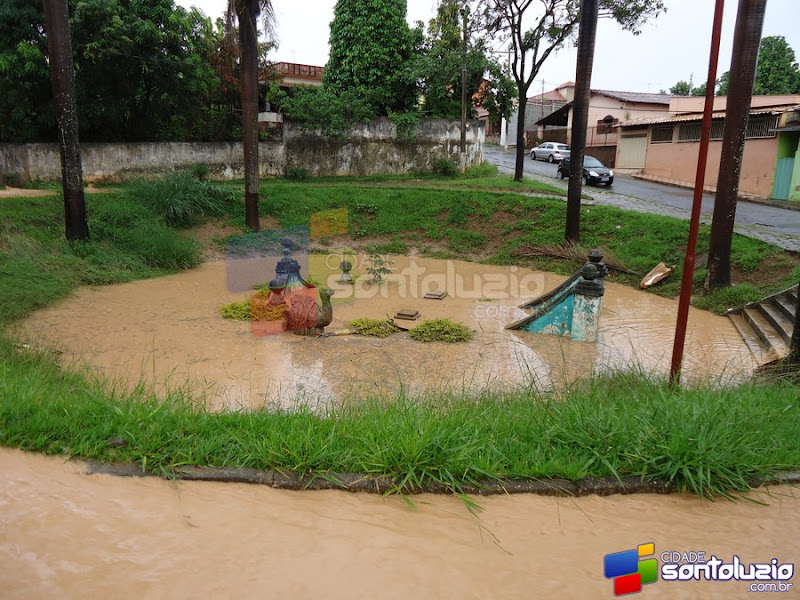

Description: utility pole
[460,5,469,173]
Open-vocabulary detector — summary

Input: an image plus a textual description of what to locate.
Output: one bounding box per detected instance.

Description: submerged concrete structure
[507,252,607,342]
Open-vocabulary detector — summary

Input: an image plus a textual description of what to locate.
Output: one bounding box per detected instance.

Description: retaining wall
[0,118,484,182]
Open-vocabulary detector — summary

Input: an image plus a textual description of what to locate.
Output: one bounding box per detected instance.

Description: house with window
[503,82,574,147]
[535,90,673,166]
[616,95,800,201]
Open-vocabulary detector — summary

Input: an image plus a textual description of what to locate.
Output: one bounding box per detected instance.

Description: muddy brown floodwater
[1,448,798,600]
[15,256,752,410]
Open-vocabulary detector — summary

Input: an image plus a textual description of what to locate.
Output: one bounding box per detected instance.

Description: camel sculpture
[283,287,334,336]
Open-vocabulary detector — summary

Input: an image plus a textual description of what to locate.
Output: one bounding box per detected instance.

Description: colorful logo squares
[604,543,658,596]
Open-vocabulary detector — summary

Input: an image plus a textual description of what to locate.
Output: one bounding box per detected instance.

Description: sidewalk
[629,172,800,213]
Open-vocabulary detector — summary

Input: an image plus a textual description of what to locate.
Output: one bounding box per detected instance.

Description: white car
[530,142,571,163]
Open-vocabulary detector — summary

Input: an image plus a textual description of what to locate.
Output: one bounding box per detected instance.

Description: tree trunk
[706,0,766,290]
[565,0,599,244]
[513,96,526,181]
[239,0,260,232]
[789,282,800,365]
[42,0,89,241]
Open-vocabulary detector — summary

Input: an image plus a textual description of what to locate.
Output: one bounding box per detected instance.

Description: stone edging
[83,461,800,497]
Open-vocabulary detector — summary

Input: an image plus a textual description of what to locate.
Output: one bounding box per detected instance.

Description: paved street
[483,145,800,251]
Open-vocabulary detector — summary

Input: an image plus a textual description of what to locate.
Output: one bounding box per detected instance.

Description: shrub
[127,172,235,227]
[221,298,251,320]
[286,167,310,181]
[433,158,458,176]
[409,318,474,343]
[349,317,399,338]
[116,220,201,270]
[365,253,395,282]
[191,164,210,181]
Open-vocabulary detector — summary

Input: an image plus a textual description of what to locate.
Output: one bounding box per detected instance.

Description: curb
[630,173,800,213]
[83,460,800,497]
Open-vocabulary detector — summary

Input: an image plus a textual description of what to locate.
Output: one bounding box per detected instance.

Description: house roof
[591,90,673,105]
[619,105,800,128]
[533,89,674,125]
[527,89,568,103]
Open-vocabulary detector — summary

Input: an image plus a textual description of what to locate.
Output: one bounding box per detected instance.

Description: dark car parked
[557,156,614,186]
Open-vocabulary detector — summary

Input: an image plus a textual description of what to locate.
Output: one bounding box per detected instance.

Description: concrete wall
[670,94,800,114]
[0,118,484,182]
[283,118,483,177]
[0,141,286,182]
[642,129,780,198]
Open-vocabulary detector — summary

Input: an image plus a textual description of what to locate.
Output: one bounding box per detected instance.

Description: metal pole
[564,0,598,244]
[460,5,468,172]
[669,0,725,387]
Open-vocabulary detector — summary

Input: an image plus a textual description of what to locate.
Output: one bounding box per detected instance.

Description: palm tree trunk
[42,0,89,241]
[239,0,260,232]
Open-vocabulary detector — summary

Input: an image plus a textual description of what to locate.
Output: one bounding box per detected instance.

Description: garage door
[616,135,647,170]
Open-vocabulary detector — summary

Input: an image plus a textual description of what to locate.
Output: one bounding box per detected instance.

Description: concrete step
[743,307,790,358]
[761,301,794,344]
[727,312,778,365]
[773,293,797,322]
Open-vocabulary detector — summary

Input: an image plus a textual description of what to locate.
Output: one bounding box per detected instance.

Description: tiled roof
[527,89,568,102]
[619,105,800,127]
[592,90,674,105]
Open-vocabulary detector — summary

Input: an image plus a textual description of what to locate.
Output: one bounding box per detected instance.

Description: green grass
[0,175,235,327]
[0,340,798,498]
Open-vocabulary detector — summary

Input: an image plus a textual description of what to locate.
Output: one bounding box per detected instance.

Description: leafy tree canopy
[324,0,422,116]
[752,35,800,95]
[0,0,235,142]
[415,0,514,124]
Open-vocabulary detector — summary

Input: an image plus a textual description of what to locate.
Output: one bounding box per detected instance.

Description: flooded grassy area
[14,256,753,410]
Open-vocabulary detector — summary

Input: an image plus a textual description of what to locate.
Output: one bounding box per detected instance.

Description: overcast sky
[174,0,800,95]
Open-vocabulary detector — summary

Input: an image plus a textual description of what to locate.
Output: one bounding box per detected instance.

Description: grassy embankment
[1,167,798,498]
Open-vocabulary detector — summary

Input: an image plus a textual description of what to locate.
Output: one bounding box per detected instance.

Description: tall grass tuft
[127,172,236,227]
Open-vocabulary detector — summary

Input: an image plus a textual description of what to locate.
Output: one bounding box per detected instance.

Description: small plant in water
[366,253,394,283]
[220,298,251,321]
[409,318,474,343]
[349,317,400,338]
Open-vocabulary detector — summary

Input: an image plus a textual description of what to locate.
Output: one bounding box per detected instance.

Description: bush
[220,298,251,321]
[286,167,310,181]
[117,220,202,270]
[349,317,399,338]
[191,164,210,181]
[409,318,474,343]
[127,172,235,227]
[433,158,458,176]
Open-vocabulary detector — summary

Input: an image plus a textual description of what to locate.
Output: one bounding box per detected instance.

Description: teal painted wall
[522,294,574,336]
[774,132,800,201]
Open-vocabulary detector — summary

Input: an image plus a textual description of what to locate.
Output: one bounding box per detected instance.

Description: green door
[773,157,794,200]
